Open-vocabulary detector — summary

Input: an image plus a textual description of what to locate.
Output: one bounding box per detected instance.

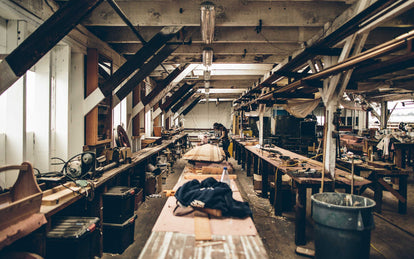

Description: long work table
[232,138,371,246]
[8,133,188,257]
[139,165,269,259]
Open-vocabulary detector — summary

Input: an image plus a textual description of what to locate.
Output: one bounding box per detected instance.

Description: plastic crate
[46,217,100,259]
[103,186,137,224]
[103,214,137,254]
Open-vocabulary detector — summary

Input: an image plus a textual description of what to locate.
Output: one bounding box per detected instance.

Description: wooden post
[295,185,307,245]
[380,101,388,130]
[259,104,264,146]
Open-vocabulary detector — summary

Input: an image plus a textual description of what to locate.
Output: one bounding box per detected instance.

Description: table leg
[398,175,408,214]
[246,152,252,177]
[295,185,307,246]
[261,161,269,199]
[395,148,403,168]
[241,147,246,170]
[237,144,242,165]
[274,167,283,215]
[253,155,258,175]
[373,176,383,213]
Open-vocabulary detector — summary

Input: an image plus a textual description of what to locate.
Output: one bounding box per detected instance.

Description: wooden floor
[102,158,414,259]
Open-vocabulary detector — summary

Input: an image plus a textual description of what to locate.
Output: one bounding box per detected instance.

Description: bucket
[311,192,376,259]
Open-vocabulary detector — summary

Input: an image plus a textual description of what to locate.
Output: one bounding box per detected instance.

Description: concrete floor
[102,157,414,259]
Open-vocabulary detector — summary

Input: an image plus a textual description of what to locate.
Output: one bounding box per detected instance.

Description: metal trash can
[311,192,376,259]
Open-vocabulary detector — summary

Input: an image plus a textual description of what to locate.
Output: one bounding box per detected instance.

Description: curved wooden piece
[10,162,42,202]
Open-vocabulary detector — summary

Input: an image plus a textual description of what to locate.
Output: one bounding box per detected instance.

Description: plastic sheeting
[283,98,321,118]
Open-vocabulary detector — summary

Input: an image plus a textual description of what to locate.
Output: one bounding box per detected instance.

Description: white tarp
[283,98,321,118]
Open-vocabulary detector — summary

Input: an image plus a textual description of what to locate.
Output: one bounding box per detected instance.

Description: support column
[259,105,264,146]
[323,102,338,179]
[68,52,85,157]
[51,44,71,163]
[28,53,51,173]
[380,101,388,130]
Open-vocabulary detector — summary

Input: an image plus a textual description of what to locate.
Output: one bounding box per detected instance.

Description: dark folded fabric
[174,177,252,218]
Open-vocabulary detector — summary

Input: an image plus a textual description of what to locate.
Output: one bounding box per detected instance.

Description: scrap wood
[196,240,225,247]
[194,211,212,241]
[184,174,237,180]
[295,246,315,257]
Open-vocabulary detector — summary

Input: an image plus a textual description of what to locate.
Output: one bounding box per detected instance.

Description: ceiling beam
[100,26,182,97]
[83,0,349,27]
[114,44,178,103]
[86,26,322,44]
[0,0,103,96]
[171,90,196,113]
[351,49,414,82]
[111,42,301,56]
[142,64,189,105]
[182,97,202,116]
[161,83,196,111]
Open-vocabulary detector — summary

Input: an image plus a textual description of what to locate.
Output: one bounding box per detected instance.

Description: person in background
[219,124,231,160]
[213,122,220,137]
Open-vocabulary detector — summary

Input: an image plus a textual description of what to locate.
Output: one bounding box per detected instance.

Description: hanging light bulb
[203,69,211,81]
[200,2,215,44]
[202,47,213,68]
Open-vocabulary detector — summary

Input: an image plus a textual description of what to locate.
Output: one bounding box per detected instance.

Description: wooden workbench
[12,133,188,257]
[232,138,371,246]
[139,166,269,258]
[337,159,410,214]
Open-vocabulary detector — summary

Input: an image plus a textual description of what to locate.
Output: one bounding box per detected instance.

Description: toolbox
[103,214,137,254]
[46,217,100,259]
[103,186,137,224]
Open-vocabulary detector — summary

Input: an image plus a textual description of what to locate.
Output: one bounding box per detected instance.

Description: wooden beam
[142,64,189,105]
[161,83,196,111]
[182,97,201,116]
[0,0,103,96]
[351,47,414,81]
[273,92,314,99]
[100,26,182,97]
[171,90,196,113]
[114,44,177,103]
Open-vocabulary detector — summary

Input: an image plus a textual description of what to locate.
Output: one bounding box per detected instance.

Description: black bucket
[311,192,376,259]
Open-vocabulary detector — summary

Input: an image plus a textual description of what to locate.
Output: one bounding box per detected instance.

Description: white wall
[183,101,233,129]
[68,52,85,157]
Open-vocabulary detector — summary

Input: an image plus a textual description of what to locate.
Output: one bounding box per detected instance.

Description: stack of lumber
[182,144,225,162]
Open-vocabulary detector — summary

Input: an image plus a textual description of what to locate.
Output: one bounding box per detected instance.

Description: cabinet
[85,48,113,146]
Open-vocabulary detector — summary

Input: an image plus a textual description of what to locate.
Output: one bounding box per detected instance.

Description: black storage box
[46,217,100,259]
[103,186,137,224]
[103,214,137,254]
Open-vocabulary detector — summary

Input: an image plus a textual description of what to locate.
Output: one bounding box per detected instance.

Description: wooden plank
[194,212,212,241]
[182,97,201,116]
[41,187,82,206]
[100,27,182,97]
[377,177,406,203]
[115,44,178,102]
[161,83,195,111]
[184,174,237,181]
[142,64,189,105]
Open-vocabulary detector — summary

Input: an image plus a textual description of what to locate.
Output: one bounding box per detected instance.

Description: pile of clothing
[174,177,252,218]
